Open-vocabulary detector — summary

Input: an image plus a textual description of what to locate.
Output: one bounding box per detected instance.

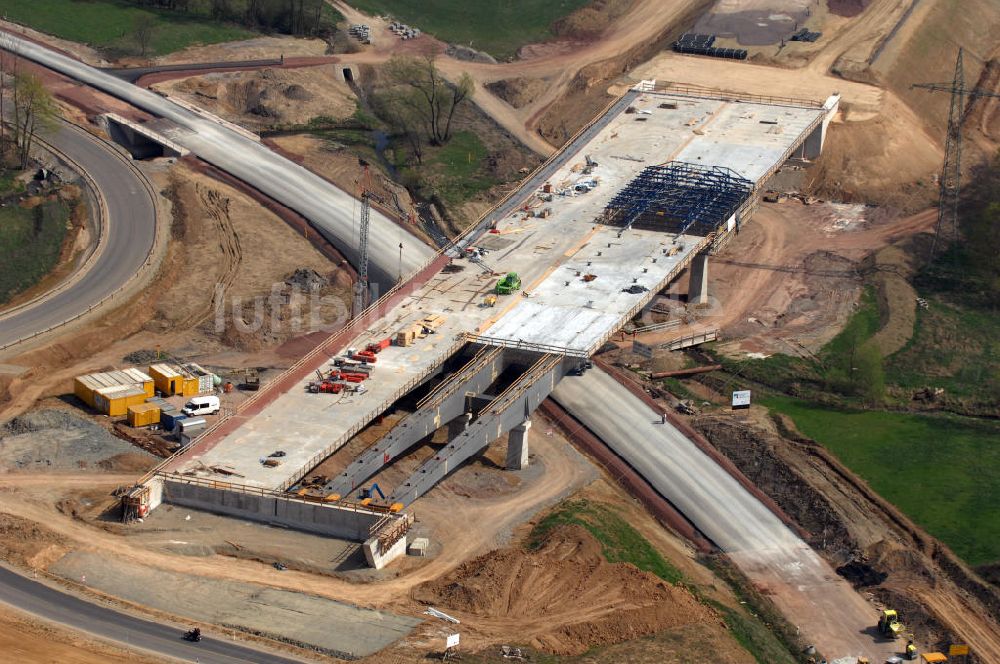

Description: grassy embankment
[0,0,321,56]
[706,257,1000,568]
[0,174,71,306]
[764,396,1000,567]
[344,0,592,59]
[526,500,800,664]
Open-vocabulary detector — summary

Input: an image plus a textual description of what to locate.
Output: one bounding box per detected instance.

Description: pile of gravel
[0,409,151,471]
[123,349,159,364]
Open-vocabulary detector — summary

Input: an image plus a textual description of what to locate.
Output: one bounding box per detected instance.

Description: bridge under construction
[132,82,840,568]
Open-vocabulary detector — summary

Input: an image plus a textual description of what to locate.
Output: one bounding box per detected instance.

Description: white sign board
[446,633,460,649]
[632,340,654,359]
[732,390,751,409]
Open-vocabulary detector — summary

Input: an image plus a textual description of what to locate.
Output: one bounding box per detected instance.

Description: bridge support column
[447,412,472,439]
[688,252,709,306]
[506,419,531,470]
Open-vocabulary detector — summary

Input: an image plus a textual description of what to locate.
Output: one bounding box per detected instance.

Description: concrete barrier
[163,479,386,541]
[363,533,407,569]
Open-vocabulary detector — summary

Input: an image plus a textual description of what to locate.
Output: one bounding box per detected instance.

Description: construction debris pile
[388,21,420,40]
[348,24,372,44]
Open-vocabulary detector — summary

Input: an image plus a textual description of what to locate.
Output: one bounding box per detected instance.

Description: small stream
[370,129,399,180]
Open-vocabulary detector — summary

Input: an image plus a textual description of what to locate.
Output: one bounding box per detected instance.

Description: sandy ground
[0,604,167,664]
[160,35,331,65]
[151,64,357,130]
[0,159,351,423]
[0,408,756,659]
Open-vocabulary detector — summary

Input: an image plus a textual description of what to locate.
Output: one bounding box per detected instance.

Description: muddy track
[199,183,243,328]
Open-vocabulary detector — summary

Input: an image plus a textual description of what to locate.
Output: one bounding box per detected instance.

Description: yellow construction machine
[878,609,903,638]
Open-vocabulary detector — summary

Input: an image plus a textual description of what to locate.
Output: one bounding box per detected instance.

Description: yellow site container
[149,363,184,396]
[75,369,153,408]
[181,376,202,397]
[127,403,161,427]
[74,376,97,408]
[94,385,148,417]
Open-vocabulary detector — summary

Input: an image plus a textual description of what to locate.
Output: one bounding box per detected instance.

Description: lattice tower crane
[913,48,1000,256]
[352,159,386,317]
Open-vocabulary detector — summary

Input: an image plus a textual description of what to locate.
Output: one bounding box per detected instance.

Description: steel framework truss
[604,162,753,236]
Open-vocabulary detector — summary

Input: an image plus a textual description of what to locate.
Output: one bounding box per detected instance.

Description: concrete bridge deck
[160,88,831,493]
[141,87,836,555]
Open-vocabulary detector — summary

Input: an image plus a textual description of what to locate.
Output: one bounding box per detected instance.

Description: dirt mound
[828,0,872,18]
[551,0,633,39]
[412,524,714,655]
[122,349,159,365]
[0,512,68,567]
[154,65,356,130]
[694,416,854,554]
[485,77,548,109]
[282,84,311,101]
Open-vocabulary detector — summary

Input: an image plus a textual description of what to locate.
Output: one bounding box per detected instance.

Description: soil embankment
[693,413,1000,662]
[413,524,716,656]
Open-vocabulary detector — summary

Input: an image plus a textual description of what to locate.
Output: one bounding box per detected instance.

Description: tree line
[125,0,332,37]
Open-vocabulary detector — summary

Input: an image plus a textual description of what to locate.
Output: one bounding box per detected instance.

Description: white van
[182,395,220,416]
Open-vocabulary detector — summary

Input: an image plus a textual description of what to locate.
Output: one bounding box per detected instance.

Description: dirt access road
[332,0,708,154]
[662,202,938,356]
[335,0,925,155]
[0,423,596,625]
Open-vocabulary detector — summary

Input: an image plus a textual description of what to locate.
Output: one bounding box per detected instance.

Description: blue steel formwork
[604,162,753,237]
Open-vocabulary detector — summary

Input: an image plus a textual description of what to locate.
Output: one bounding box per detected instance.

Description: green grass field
[423,130,498,207]
[0,196,71,305]
[528,499,684,583]
[345,0,591,59]
[886,293,1000,404]
[0,0,254,56]
[764,396,1000,567]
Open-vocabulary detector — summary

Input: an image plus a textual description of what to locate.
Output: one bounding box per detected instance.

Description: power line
[912,47,1000,257]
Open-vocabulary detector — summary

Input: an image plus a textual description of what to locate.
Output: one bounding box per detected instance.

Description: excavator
[877,609,903,638]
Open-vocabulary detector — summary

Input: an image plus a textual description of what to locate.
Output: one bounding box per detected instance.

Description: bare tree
[374,88,425,164]
[132,14,157,57]
[12,73,58,169]
[383,56,475,145]
[0,32,18,161]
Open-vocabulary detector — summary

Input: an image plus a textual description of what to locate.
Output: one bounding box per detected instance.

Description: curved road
[1,31,435,290]
[0,122,156,352]
[0,564,303,663]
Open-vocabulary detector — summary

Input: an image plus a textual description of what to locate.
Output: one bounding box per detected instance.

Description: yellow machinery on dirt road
[878,609,904,638]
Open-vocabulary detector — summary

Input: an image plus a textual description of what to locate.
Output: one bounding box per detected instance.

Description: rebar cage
[603,162,753,236]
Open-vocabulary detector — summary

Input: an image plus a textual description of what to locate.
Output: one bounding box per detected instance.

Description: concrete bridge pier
[688,252,710,306]
[506,418,531,470]
[448,412,472,439]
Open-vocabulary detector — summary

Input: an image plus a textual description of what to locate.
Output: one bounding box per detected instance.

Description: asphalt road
[0,122,156,352]
[0,564,304,663]
[1,31,434,290]
[552,368,897,661]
